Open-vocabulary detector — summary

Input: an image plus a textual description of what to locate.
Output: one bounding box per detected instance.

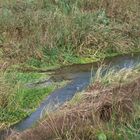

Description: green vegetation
[93,65,140,86]
[0,0,139,68]
[0,0,140,139]
[0,71,65,129]
[8,68,140,140]
[0,86,54,127]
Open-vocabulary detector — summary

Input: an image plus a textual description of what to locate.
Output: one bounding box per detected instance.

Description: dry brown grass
[0,72,13,108]
[0,0,139,68]
[84,0,140,23]
[6,76,140,140]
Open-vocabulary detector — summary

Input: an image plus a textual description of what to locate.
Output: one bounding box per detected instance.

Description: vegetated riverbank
[0,0,139,125]
[1,52,140,137]
[7,68,140,140]
[0,0,140,139]
[0,71,67,130]
[0,0,140,70]
[1,52,140,132]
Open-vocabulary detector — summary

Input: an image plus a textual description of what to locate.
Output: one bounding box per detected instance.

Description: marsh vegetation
[0,0,140,139]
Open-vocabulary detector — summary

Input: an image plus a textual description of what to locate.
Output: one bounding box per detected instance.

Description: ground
[0,0,140,139]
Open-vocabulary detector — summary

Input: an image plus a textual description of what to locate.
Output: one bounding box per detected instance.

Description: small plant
[97,133,107,140]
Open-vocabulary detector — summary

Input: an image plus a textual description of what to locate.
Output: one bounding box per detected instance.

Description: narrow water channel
[13,53,140,131]
[1,53,140,139]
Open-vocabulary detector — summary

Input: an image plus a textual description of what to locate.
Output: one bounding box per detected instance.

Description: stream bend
[1,54,140,139]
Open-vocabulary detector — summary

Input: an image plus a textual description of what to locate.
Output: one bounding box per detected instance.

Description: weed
[0,0,139,68]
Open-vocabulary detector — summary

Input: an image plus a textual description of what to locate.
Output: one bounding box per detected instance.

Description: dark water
[1,53,140,139]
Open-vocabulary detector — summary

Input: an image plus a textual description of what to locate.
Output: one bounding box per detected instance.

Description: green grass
[7,72,49,84]
[0,86,55,127]
[0,71,64,129]
[0,0,140,137]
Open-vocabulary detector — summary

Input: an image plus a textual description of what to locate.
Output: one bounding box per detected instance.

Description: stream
[1,53,140,139]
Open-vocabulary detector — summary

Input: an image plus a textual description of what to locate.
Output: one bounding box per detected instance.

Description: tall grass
[0,71,58,130]
[0,72,13,109]
[0,0,139,68]
[7,68,140,140]
[0,0,140,136]
[93,66,140,87]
